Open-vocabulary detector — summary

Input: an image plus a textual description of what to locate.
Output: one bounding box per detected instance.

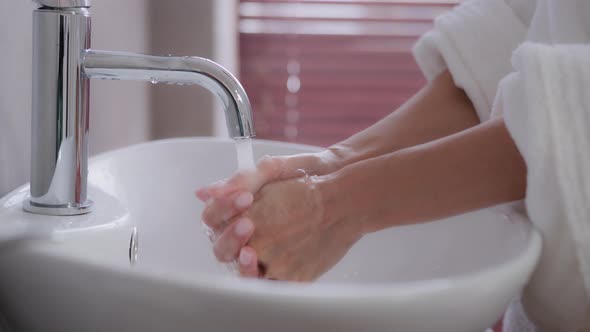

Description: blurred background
[240,0,457,146]
[0,0,458,196]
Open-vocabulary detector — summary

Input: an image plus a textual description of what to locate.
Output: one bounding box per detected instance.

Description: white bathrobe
[413,0,590,331]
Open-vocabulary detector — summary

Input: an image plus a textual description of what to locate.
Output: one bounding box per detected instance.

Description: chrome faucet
[24,0,255,216]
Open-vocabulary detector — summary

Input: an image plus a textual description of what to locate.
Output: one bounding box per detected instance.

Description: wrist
[315,148,346,174]
[315,151,406,236]
[314,167,367,239]
[283,149,346,177]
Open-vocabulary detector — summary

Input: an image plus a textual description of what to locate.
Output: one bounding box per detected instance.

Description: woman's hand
[196,150,343,276]
[222,176,362,281]
[195,70,484,279]
[197,117,526,281]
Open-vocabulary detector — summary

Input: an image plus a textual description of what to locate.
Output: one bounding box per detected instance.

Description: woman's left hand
[213,176,363,281]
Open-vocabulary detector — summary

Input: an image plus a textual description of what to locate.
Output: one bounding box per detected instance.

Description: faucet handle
[33,0,90,8]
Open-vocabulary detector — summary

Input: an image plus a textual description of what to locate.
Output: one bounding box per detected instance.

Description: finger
[201,192,254,229]
[206,173,254,199]
[213,217,255,262]
[238,246,259,278]
[195,179,230,201]
[195,188,210,202]
[208,156,286,198]
[200,153,318,201]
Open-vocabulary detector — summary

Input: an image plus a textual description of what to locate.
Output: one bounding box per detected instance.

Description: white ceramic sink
[0,138,541,332]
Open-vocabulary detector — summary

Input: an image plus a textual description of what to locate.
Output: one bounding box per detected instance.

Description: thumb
[207,156,288,198]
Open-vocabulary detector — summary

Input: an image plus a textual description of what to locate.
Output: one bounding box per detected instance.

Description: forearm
[319,117,526,234]
[327,71,480,170]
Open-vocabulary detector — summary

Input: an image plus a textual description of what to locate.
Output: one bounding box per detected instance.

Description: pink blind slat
[239,0,459,146]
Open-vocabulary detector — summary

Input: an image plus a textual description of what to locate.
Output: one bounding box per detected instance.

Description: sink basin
[0,138,541,332]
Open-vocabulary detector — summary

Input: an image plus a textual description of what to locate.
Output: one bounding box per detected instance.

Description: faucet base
[23,200,94,216]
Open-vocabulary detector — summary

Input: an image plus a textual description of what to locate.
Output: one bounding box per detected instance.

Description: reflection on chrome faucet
[129,227,139,266]
[24,0,255,216]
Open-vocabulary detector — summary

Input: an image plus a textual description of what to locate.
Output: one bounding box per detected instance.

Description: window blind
[239,0,460,147]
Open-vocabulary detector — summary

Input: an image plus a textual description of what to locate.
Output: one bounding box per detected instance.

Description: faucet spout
[83,50,255,139]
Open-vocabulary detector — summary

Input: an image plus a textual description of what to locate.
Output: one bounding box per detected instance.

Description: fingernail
[234,218,253,237]
[239,249,253,265]
[234,192,253,208]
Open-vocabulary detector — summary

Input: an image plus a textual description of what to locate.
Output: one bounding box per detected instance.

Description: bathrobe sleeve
[500,43,590,330]
[412,0,527,121]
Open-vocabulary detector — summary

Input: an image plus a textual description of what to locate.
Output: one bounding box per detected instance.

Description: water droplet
[149,77,157,84]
